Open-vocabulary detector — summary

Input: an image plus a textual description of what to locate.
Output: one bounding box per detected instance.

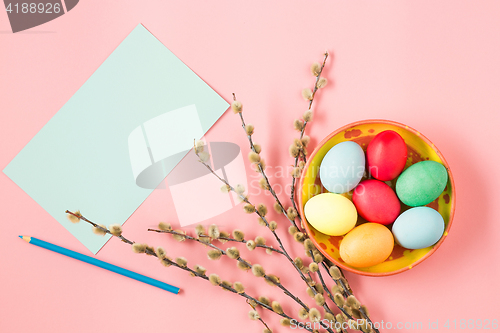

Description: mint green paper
[3,24,229,254]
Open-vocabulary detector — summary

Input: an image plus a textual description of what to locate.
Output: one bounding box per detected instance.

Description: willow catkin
[280,318,291,327]
[248,151,260,163]
[248,310,260,320]
[255,236,266,245]
[303,109,313,122]
[131,243,146,253]
[66,211,81,223]
[298,308,309,320]
[207,249,222,260]
[231,100,242,113]
[208,274,221,286]
[245,124,255,135]
[311,62,321,76]
[258,296,270,306]
[294,119,305,131]
[155,246,166,259]
[346,295,360,309]
[251,264,266,277]
[92,224,107,236]
[175,257,187,267]
[309,262,319,272]
[334,293,345,307]
[246,240,256,251]
[271,301,283,314]
[108,224,122,236]
[158,222,172,231]
[302,88,313,101]
[232,229,245,241]
[265,274,280,286]
[243,204,256,213]
[314,293,325,306]
[237,260,252,271]
[256,204,268,216]
[226,247,240,259]
[329,265,342,279]
[308,308,321,322]
[194,140,204,153]
[316,77,328,89]
[207,224,220,239]
[194,265,206,276]
[304,238,315,251]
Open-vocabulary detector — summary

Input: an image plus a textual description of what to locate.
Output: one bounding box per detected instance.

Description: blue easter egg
[392,207,445,249]
[319,141,365,194]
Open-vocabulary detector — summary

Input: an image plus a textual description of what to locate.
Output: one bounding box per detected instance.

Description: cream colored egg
[304,193,357,236]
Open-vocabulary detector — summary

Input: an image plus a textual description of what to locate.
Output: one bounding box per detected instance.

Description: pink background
[1,1,499,332]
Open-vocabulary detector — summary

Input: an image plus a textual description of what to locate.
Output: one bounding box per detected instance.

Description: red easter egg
[367,130,407,181]
[352,179,401,225]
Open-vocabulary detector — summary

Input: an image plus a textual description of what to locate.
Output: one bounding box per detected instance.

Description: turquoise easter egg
[319,141,365,194]
[392,207,445,249]
[395,160,448,206]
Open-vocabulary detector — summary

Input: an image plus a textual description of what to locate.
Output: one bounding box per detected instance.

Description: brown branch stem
[193,156,336,333]
[216,235,284,255]
[232,93,299,231]
[148,228,311,313]
[67,211,312,332]
[289,51,329,229]
[247,300,273,333]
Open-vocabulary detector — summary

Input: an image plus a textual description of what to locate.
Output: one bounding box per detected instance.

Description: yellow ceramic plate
[298,120,456,276]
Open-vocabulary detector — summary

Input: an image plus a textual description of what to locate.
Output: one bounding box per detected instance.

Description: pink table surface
[1,1,499,332]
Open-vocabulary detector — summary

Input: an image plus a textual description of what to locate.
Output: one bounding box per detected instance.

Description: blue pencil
[19,236,180,294]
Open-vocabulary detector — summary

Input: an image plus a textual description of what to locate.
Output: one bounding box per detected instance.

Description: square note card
[4,24,229,253]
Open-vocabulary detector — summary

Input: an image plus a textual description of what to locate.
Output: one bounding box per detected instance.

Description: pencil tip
[19,235,30,242]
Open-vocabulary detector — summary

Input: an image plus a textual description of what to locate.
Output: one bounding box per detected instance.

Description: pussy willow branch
[216,235,284,255]
[305,251,348,333]
[320,262,379,333]
[148,228,311,312]
[195,154,337,333]
[230,54,357,327]
[65,210,133,245]
[247,300,272,333]
[232,93,299,231]
[66,211,310,333]
[229,52,353,330]
[290,51,329,228]
[274,52,379,333]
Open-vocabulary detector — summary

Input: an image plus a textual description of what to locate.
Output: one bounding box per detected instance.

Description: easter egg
[319,141,365,194]
[396,160,448,206]
[392,207,445,249]
[339,223,394,268]
[304,193,357,236]
[352,179,400,225]
[367,130,407,181]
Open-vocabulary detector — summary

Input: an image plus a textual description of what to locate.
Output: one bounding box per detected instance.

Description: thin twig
[217,235,285,255]
[193,155,337,333]
[290,51,329,229]
[233,93,299,231]
[67,211,313,332]
[148,228,311,313]
[277,52,380,333]
[320,262,380,333]
[247,300,272,333]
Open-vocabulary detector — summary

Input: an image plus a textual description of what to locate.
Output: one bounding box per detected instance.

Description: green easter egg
[395,161,448,206]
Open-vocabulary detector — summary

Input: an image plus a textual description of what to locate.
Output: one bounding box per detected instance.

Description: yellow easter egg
[304,193,357,236]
